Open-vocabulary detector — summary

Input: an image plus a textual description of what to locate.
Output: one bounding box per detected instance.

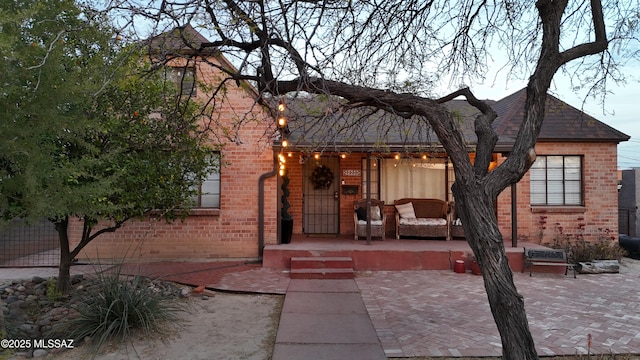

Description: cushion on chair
[355,207,367,221]
[369,206,381,221]
[357,220,384,225]
[399,218,447,226]
[395,202,416,219]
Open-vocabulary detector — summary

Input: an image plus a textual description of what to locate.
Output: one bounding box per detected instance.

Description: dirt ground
[42,291,283,360]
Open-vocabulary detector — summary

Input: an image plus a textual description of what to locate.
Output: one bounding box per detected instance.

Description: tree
[110,0,637,358]
[0,0,216,293]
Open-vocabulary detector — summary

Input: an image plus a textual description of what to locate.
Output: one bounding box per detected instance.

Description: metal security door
[303,157,340,234]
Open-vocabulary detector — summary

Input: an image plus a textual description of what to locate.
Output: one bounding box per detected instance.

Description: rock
[201,295,209,300]
[17,285,27,292]
[19,323,35,333]
[33,349,48,358]
[180,287,190,297]
[4,287,15,295]
[578,260,620,274]
[7,299,25,310]
[32,276,46,284]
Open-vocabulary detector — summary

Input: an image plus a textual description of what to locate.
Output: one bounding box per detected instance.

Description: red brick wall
[70,56,278,262]
[283,146,620,244]
[497,142,620,244]
[283,153,393,237]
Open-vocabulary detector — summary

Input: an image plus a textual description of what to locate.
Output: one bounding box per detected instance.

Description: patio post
[511,183,518,247]
[366,152,372,245]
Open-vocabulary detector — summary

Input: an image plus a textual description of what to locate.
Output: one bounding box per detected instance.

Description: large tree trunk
[54,217,73,294]
[453,180,538,360]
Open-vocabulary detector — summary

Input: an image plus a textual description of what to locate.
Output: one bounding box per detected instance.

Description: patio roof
[280,89,629,154]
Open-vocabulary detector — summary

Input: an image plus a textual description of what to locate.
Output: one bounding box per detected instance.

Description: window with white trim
[190,154,220,208]
[167,66,196,96]
[530,155,583,206]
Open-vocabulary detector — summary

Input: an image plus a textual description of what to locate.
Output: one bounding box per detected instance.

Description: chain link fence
[0,218,59,267]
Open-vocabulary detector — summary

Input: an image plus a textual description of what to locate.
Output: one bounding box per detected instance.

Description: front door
[303,157,340,234]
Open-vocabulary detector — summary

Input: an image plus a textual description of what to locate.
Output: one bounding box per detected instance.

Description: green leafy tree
[0,0,215,293]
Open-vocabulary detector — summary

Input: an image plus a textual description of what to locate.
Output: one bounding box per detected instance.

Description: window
[167,66,196,96]
[361,158,380,199]
[191,154,220,208]
[379,158,446,203]
[530,155,583,206]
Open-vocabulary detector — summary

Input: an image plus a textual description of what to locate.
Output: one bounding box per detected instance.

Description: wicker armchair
[353,199,387,240]
[449,201,466,238]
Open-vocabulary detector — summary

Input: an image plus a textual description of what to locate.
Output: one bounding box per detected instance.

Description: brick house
[280,91,629,246]
[72,26,629,263]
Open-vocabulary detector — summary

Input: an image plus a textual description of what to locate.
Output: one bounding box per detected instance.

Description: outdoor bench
[522,248,576,278]
[394,198,450,240]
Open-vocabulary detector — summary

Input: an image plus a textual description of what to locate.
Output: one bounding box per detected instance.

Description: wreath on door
[310,165,334,190]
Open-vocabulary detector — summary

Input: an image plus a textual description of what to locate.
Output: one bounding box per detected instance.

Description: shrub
[52,266,184,354]
[544,224,627,263]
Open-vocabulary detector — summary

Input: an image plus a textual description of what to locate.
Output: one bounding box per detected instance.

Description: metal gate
[0,218,59,267]
[303,157,340,234]
[619,207,636,237]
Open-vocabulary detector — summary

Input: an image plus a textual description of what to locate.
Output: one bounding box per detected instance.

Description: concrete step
[290,256,354,269]
[290,268,355,280]
[290,257,355,279]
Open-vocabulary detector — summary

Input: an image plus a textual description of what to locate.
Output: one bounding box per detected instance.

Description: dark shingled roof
[282,89,629,153]
[492,88,630,144]
[145,24,217,56]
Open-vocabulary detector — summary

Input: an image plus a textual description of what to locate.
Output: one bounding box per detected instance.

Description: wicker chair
[353,199,387,240]
[449,201,466,238]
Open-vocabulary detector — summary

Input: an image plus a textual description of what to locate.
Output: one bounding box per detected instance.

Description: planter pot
[470,260,482,275]
[281,218,293,244]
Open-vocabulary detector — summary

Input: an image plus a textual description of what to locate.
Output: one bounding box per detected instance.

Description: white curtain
[380,159,446,203]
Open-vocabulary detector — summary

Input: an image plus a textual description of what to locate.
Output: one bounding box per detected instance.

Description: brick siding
[70,55,278,262]
[497,142,620,244]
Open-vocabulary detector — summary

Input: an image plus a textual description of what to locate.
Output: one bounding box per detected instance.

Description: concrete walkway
[272,279,386,360]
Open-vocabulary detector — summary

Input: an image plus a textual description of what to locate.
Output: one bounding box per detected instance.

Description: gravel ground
[1,274,283,360]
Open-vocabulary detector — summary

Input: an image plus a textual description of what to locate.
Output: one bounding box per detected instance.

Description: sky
[466,74,640,170]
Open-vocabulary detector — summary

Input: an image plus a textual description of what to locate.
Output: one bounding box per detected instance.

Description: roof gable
[493,88,630,143]
[146,24,216,56]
